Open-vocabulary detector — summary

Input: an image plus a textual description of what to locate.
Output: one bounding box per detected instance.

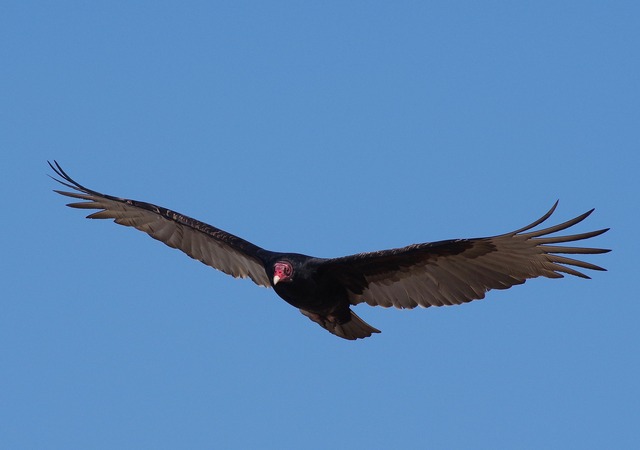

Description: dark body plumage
[49,161,610,340]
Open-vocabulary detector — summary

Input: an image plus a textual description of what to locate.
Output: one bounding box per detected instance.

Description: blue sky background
[1,1,638,448]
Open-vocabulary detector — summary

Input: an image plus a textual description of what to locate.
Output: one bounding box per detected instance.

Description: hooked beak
[273,275,281,285]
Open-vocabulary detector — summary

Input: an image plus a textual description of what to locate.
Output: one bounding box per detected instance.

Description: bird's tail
[300,308,381,340]
[341,310,381,340]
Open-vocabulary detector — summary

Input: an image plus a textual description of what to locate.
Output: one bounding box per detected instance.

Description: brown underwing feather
[322,202,609,309]
[49,161,273,287]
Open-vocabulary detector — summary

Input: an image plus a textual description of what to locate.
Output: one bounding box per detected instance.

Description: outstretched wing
[321,202,610,309]
[49,161,273,287]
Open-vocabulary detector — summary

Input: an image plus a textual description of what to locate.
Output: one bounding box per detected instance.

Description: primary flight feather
[49,161,610,340]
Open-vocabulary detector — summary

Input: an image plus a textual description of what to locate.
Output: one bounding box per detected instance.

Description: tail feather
[300,308,381,340]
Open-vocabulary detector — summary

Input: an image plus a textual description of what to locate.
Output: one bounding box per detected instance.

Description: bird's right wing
[320,202,610,309]
[49,161,273,287]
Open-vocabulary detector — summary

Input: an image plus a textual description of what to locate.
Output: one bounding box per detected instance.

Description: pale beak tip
[273,275,281,285]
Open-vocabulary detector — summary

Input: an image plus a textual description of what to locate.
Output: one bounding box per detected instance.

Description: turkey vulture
[49,161,610,340]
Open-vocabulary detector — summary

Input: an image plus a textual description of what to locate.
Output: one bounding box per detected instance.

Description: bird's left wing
[320,202,610,309]
[49,161,273,287]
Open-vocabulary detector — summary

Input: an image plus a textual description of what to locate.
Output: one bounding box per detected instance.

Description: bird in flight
[49,161,610,340]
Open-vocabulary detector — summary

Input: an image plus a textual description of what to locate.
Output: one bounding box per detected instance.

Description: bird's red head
[272,261,293,285]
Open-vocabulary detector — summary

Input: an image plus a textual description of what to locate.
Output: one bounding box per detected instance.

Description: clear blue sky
[1,1,637,449]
